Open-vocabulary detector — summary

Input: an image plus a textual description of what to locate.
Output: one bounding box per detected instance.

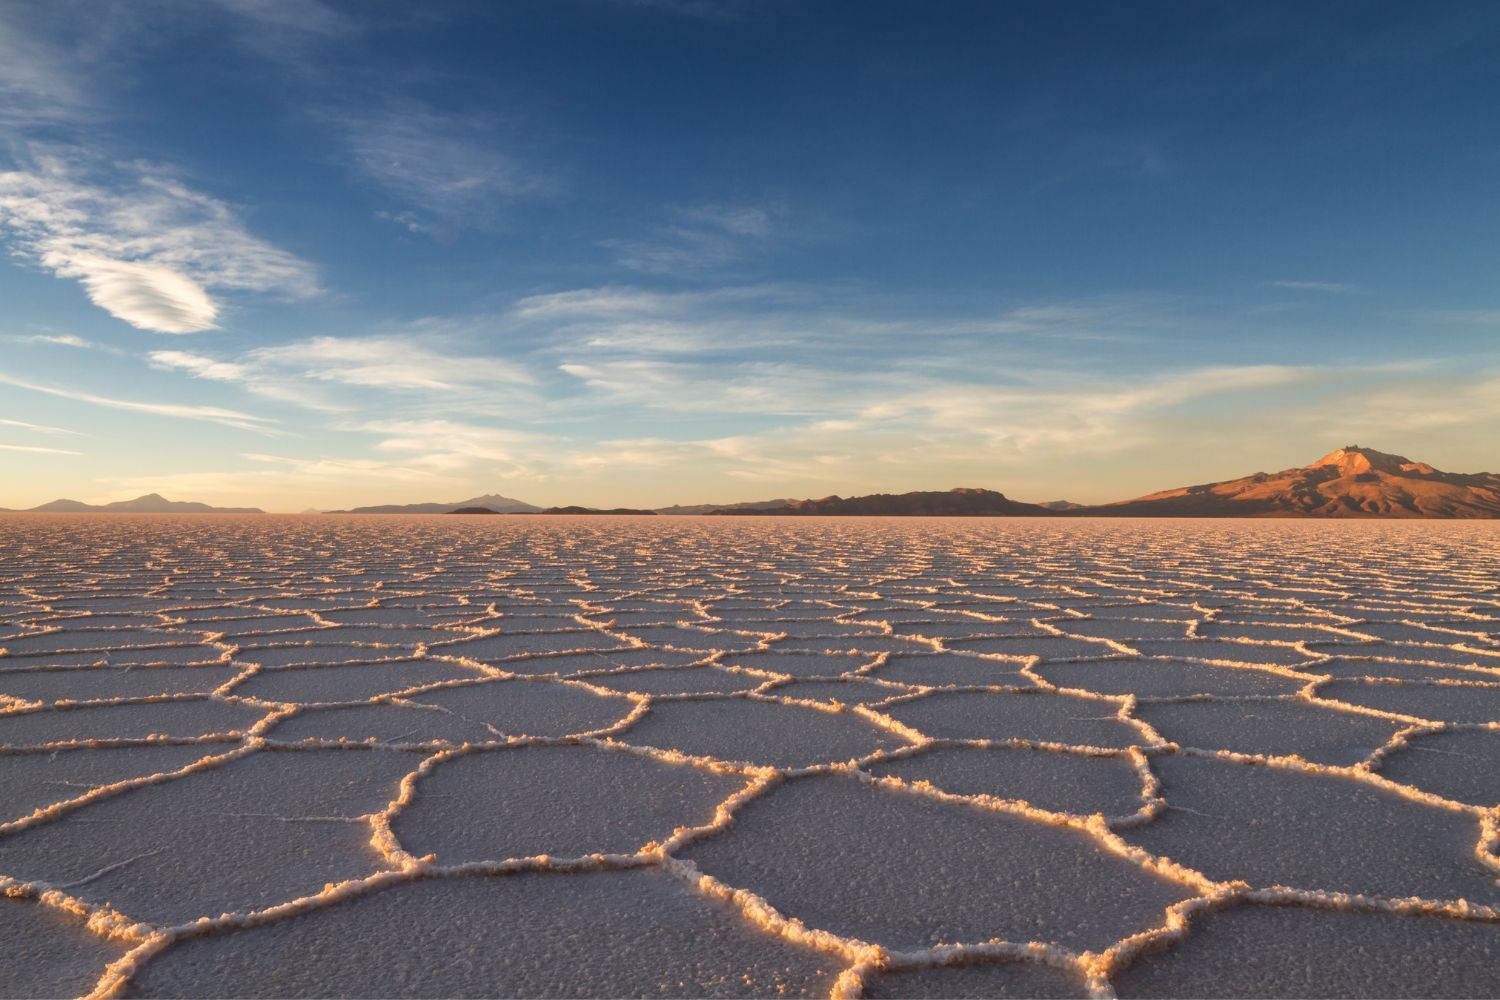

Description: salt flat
[0,515,1497,999]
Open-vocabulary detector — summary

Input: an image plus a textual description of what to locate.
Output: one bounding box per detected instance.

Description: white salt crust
[0,514,1494,998]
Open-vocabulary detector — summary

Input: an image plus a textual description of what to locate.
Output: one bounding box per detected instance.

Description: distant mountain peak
[1108,445,1495,519]
[1308,446,1437,477]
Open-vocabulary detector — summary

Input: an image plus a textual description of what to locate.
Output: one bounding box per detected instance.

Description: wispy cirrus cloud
[208,0,353,41]
[603,204,775,275]
[0,370,277,433]
[0,443,80,455]
[326,100,546,236]
[1264,279,1363,295]
[249,336,533,391]
[519,283,1161,359]
[0,417,85,436]
[152,334,534,401]
[0,148,319,333]
[13,332,95,348]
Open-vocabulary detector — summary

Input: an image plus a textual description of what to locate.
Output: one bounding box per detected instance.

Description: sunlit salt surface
[0,514,1496,999]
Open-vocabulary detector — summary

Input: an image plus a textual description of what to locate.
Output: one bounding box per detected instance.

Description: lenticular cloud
[0,147,316,334]
[45,252,218,334]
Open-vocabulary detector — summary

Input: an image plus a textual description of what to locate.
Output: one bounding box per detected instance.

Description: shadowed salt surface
[620,697,905,767]
[871,652,1034,687]
[0,665,242,703]
[0,744,222,822]
[0,699,265,745]
[867,745,1146,817]
[127,869,842,998]
[1133,698,1402,765]
[1035,658,1302,698]
[1122,755,1500,902]
[1376,729,1500,807]
[0,515,1497,998]
[0,749,420,924]
[582,665,765,695]
[679,773,1193,951]
[0,896,126,999]
[885,689,1144,748]
[392,745,745,861]
[1113,904,1500,998]
[862,960,1088,999]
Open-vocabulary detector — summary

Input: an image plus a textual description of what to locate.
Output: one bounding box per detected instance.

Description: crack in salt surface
[0,515,1496,997]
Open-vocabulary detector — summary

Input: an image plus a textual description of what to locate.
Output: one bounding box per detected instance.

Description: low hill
[655,498,796,515]
[329,493,541,514]
[713,487,1054,517]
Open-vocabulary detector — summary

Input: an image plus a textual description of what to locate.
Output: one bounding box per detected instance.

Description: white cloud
[517,284,1159,362]
[0,7,94,127]
[0,443,79,455]
[685,204,772,237]
[328,101,543,234]
[603,204,774,275]
[0,370,277,432]
[13,332,95,348]
[351,418,549,476]
[1265,280,1362,295]
[247,336,534,392]
[0,148,318,333]
[51,253,218,333]
[0,417,84,436]
[148,350,254,383]
[208,0,352,38]
[147,335,537,418]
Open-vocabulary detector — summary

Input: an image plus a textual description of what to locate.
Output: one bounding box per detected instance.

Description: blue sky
[1,0,1497,510]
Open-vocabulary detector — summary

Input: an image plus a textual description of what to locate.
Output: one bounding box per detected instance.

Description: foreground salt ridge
[0,518,1493,998]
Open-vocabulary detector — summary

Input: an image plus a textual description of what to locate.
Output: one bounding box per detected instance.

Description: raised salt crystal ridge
[0,515,1496,998]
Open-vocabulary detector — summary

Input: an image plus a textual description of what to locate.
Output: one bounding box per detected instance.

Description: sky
[1,0,1497,512]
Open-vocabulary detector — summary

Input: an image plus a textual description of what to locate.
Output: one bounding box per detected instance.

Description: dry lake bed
[1,514,1498,999]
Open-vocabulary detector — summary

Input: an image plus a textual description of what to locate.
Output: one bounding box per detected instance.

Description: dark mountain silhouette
[328,493,541,514]
[448,506,502,514]
[1090,445,1500,519]
[655,498,795,515]
[713,487,1053,517]
[539,506,658,515]
[21,494,263,514]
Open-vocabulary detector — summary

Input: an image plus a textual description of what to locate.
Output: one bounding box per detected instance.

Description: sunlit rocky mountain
[1096,445,1500,519]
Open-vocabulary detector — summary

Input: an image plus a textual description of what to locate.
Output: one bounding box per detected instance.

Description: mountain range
[4,447,1495,518]
[0,493,264,514]
[711,446,1500,519]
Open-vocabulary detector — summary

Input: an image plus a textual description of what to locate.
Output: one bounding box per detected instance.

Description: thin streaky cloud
[0,417,86,436]
[0,6,93,127]
[0,443,81,455]
[1264,280,1363,294]
[0,371,278,433]
[13,333,95,348]
[327,100,545,235]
